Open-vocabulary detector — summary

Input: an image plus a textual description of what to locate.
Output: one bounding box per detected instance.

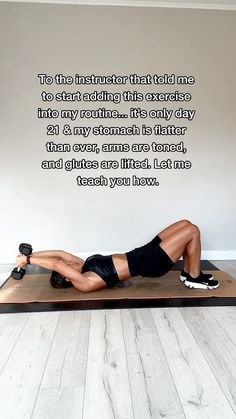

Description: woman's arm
[31,250,64,259]
[31,250,84,265]
[16,254,59,271]
[16,255,90,292]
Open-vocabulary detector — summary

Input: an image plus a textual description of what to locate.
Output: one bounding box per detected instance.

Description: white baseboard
[201,251,236,260]
[7,1,236,11]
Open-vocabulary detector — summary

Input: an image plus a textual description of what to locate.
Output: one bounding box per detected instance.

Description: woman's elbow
[72,278,103,293]
[72,282,93,293]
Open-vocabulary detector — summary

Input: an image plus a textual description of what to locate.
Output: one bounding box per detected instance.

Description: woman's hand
[16,254,27,268]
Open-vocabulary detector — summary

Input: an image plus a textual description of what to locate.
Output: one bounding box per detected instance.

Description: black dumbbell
[11,243,33,280]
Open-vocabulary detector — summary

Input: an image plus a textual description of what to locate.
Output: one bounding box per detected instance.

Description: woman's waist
[82,253,131,281]
[112,253,131,280]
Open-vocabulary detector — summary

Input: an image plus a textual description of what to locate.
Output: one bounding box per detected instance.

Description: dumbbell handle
[15,243,33,272]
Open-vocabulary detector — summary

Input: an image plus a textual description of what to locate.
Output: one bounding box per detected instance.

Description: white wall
[0,2,235,262]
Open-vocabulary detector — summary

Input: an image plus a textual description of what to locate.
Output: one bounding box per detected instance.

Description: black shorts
[125,235,174,278]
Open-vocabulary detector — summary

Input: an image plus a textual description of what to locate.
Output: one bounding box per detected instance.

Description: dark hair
[50,271,73,288]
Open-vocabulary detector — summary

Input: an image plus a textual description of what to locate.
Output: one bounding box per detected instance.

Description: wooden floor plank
[83,309,134,419]
[0,312,60,419]
[209,261,236,347]
[211,260,236,278]
[0,313,29,373]
[151,307,235,419]
[122,308,185,419]
[208,306,236,347]
[179,307,236,416]
[31,387,85,419]
[31,311,91,419]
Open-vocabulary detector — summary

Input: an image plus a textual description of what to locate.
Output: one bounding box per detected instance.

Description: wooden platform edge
[0,296,236,313]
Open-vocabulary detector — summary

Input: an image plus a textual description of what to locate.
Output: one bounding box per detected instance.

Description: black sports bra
[81,254,124,288]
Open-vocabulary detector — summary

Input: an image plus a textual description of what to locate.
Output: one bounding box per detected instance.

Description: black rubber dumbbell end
[11,267,26,280]
[19,243,32,256]
[11,243,32,280]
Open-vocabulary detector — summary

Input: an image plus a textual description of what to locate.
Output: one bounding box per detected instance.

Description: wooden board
[0,270,235,312]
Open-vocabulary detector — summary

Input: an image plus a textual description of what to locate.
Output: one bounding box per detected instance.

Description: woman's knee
[179,219,192,228]
[181,222,200,240]
[180,220,192,226]
[191,223,200,236]
[180,219,200,234]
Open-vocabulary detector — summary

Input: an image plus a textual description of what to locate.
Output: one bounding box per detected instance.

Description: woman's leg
[159,225,219,289]
[158,219,191,240]
[159,223,201,277]
[158,219,191,272]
